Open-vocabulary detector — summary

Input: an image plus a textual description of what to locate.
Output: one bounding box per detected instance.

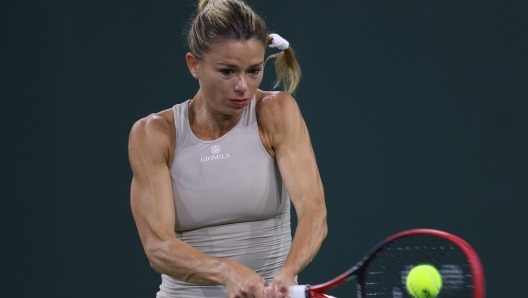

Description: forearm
[147,236,230,285]
[280,208,327,276]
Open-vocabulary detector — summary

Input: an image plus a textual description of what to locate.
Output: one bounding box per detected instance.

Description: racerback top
[158,96,292,298]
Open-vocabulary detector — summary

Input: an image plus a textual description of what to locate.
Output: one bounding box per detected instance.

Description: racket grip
[287,285,308,298]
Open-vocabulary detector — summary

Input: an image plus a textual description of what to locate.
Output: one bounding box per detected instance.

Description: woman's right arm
[128,114,269,297]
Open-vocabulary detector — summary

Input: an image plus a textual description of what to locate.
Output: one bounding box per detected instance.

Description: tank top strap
[172,100,191,152]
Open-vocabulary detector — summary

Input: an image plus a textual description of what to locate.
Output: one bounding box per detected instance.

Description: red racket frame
[307,229,485,298]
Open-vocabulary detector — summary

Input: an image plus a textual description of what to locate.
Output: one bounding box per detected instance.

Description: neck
[188,92,245,140]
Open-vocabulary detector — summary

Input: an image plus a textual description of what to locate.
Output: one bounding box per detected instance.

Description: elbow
[148,256,163,273]
[146,249,162,273]
[145,242,168,274]
[149,259,161,273]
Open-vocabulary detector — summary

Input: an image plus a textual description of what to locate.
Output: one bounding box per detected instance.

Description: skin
[128,38,327,298]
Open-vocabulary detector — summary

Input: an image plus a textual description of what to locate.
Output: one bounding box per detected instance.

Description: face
[187,38,265,115]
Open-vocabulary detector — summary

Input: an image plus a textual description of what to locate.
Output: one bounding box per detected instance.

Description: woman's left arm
[259,92,328,295]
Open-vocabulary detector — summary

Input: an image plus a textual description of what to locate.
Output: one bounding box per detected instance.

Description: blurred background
[1,0,526,297]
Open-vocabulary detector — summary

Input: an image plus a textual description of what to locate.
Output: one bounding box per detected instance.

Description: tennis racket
[288,229,485,298]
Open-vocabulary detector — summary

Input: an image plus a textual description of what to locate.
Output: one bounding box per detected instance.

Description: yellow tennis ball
[406,264,442,298]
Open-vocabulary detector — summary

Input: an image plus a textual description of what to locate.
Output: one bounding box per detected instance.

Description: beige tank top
[159,96,292,297]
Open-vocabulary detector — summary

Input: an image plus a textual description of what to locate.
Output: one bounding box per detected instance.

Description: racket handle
[288,285,308,298]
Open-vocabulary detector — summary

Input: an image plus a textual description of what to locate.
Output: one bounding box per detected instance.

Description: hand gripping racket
[288,229,485,298]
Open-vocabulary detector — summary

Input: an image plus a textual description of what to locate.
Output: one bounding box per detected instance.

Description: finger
[268,286,285,298]
[252,282,266,298]
[264,284,272,295]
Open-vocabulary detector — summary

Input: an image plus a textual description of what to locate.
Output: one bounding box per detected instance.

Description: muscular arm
[259,92,328,289]
[129,115,227,284]
[129,115,267,296]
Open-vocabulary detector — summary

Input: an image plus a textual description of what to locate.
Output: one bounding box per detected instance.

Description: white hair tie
[269,33,289,50]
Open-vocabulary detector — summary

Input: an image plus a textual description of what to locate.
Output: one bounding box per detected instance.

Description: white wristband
[287,285,337,298]
[287,285,307,298]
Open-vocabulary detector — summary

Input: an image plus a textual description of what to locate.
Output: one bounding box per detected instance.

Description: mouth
[229,98,249,106]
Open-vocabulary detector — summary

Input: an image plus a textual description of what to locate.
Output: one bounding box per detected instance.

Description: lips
[230,98,249,106]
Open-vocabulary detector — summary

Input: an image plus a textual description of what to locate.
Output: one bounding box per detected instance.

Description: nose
[235,75,248,93]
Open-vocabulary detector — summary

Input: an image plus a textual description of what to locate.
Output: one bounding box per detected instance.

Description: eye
[248,67,262,76]
[220,69,234,77]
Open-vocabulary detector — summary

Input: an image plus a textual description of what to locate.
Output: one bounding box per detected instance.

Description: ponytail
[266,47,301,95]
[266,33,301,94]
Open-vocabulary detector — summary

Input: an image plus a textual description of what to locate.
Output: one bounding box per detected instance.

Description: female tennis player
[128,0,327,297]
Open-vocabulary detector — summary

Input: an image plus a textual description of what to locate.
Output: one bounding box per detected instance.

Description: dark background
[1,0,526,297]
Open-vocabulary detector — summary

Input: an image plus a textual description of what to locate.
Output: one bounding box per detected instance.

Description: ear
[186,52,200,78]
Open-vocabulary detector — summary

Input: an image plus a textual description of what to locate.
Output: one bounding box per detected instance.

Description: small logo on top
[211,145,220,154]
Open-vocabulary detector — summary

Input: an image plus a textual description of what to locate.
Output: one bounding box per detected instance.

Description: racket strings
[361,237,474,297]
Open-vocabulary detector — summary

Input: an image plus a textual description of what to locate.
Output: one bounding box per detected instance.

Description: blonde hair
[188,0,301,94]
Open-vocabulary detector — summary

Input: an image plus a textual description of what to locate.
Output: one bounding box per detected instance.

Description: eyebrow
[216,61,265,68]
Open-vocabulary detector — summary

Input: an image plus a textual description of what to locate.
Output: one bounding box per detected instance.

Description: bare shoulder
[128,108,175,165]
[257,90,299,113]
[256,90,302,130]
[129,108,174,144]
